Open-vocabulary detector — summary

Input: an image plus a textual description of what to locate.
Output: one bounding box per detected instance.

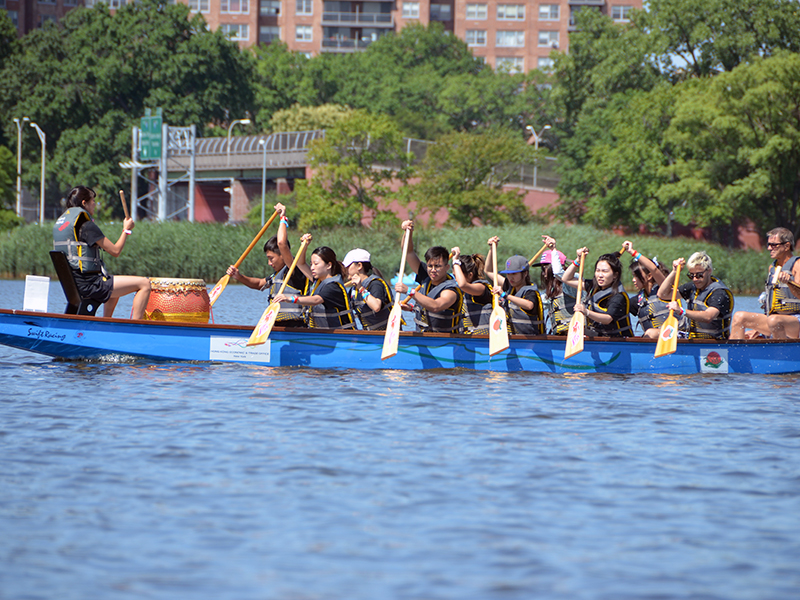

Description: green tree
[296,110,414,229]
[0,145,16,210]
[409,128,532,227]
[0,0,255,215]
[270,103,353,132]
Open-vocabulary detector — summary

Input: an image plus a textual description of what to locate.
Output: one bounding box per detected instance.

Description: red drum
[145,278,210,323]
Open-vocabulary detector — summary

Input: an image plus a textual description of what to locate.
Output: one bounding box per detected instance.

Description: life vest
[415,277,464,333]
[588,285,632,337]
[506,285,545,335]
[305,275,355,329]
[351,274,392,331]
[462,280,493,334]
[686,278,733,339]
[551,286,577,335]
[634,285,671,332]
[263,266,306,323]
[52,208,105,274]
[766,257,800,316]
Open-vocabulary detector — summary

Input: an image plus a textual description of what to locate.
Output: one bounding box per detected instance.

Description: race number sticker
[700,348,728,373]
[210,336,271,362]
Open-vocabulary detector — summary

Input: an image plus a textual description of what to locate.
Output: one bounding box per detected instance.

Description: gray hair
[687,251,712,271]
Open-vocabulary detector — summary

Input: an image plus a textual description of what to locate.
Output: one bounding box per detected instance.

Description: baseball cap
[342,248,371,267]
[499,255,530,274]
[530,249,567,268]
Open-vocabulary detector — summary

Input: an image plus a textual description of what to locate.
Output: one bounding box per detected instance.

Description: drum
[145,278,210,323]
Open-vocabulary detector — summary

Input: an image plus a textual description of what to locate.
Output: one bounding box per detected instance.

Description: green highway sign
[140,109,163,160]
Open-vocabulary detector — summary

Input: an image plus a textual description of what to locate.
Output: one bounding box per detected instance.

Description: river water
[1,280,799,599]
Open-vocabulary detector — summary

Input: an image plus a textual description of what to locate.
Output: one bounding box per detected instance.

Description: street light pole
[12,117,29,218]
[226,118,251,166]
[259,138,267,227]
[30,122,46,225]
[526,124,551,188]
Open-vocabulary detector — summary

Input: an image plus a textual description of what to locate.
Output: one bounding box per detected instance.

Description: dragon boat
[1,308,798,374]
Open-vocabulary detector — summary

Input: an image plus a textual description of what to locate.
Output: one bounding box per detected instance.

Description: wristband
[452,259,462,266]
[500,291,508,299]
[280,217,289,226]
[573,259,580,268]
[292,296,298,304]
[678,306,685,317]
[632,251,641,261]
[361,289,370,298]
[124,229,132,235]
[408,289,416,298]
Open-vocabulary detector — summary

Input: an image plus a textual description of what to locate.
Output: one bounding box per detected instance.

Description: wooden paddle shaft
[275,237,309,297]
[233,210,280,269]
[527,243,549,266]
[119,190,130,220]
[394,228,412,307]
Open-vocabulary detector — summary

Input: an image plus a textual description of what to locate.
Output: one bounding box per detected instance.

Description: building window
[260,0,280,14]
[538,57,554,71]
[611,5,632,22]
[496,57,524,73]
[538,30,558,48]
[221,24,250,41]
[296,24,313,41]
[465,3,487,19]
[38,0,56,5]
[108,0,124,7]
[296,0,312,14]
[496,30,524,47]
[189,0,210,12]
[6,9,18,25]
[538,4,559,20]
[465,29,486,46]
[221,0,250,14]
[402,2,420,18]
[64,0,78,5]
[430,3,451,20]
[497,4,524,20]
[260,25,281,43]
[84,0,96,7]
[0,0,6,7]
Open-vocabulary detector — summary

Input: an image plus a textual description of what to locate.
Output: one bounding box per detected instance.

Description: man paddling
[730,227,800,339]
[226,203,307,327]
[393,220,463,333]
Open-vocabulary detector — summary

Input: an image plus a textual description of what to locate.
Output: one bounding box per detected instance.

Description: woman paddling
[485,236,545,335]
[450,247,492,334]
[273,233,354,329]
[52,186,150,319]
[532,235,572,335]
[623,240,670,338]
[562,248,633,337]
[344,248,392,330]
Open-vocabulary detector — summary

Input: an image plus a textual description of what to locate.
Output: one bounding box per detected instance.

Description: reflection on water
[1,281,799,599]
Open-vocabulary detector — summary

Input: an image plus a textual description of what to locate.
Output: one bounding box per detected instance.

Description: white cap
[342,248,371,266]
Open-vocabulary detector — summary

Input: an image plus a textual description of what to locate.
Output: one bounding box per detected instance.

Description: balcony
[321,11,394,27]
[321,37,374,52]
[567,0,604,5]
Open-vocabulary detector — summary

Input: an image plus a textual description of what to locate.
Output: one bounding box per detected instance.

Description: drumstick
[119,190,130,220]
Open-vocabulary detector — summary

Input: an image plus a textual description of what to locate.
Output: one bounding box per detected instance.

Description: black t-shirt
[585,280,628,322]
[78,219,105,248]
[313,278,349,311]
[265,268,307,294]
[363,277,391,309]
[678,282,732,315]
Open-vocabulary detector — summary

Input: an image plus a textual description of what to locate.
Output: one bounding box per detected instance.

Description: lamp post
[29,122,46,225]
[226,118,251,166]
[526,124,551,188]
[12,117,29,218]
[259,137,268,226]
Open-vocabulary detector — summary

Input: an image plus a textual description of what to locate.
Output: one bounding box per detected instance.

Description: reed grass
[0,221,769,293]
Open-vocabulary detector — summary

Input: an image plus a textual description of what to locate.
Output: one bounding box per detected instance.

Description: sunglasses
[687,271,707,280]
[767,242,788,249]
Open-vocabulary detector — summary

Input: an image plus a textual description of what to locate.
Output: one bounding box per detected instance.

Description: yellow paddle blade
[381,303,403,360]
[654,313,679,358]
[489,303,509,356]
[247,302,281,347]
[208,275,229,308]
[564,312,585,359]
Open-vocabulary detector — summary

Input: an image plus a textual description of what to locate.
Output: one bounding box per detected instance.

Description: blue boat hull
[1,309,799,374]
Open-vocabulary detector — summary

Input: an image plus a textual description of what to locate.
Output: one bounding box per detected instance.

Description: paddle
[654,263,682,358]
[489,240,509,356]
[564,253,586,359]
[119,190,130,219]
[246,236,310,347]
[382,228,412,360]
[209,209,280,307]
[527,243,549,267]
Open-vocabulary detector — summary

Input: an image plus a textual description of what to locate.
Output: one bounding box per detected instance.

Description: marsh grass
[0,221,768,293]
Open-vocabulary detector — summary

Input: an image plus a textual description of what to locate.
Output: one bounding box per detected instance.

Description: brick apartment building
[5,0,642,73]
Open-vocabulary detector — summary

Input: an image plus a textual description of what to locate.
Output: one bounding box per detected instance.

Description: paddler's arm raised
[401,220,422,275]
[96,216,135,258]
[658,258,684,301]
[561,247,588,289]
[275,202,295,269]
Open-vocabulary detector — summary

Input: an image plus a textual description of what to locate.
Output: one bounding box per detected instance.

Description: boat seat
[49,251,100,316]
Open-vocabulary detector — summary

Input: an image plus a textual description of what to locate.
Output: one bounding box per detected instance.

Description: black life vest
[588,285,632,337]
[263,265,306,323]
[414,277,464,333]
[687,278,733,339]
[306,275,355,329]
[506,284,545,335]
[634,285,671,332]
[351,274,392,331]
[52,208,105,274]
[766,257,800,316]
[462,280,493,334]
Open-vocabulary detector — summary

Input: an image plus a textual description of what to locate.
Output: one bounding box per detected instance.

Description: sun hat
[499,255,530,274]
[342,248,371,267]
[530,249,567,268]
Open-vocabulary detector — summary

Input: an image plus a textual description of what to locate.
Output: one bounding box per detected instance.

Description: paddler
[344,248,393,330]
[450,246,492,334]
[485,236,545,334]
[226,202,307,327]
[730,227,800,339]
[52,186,150,319]
[393,220,463,333]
